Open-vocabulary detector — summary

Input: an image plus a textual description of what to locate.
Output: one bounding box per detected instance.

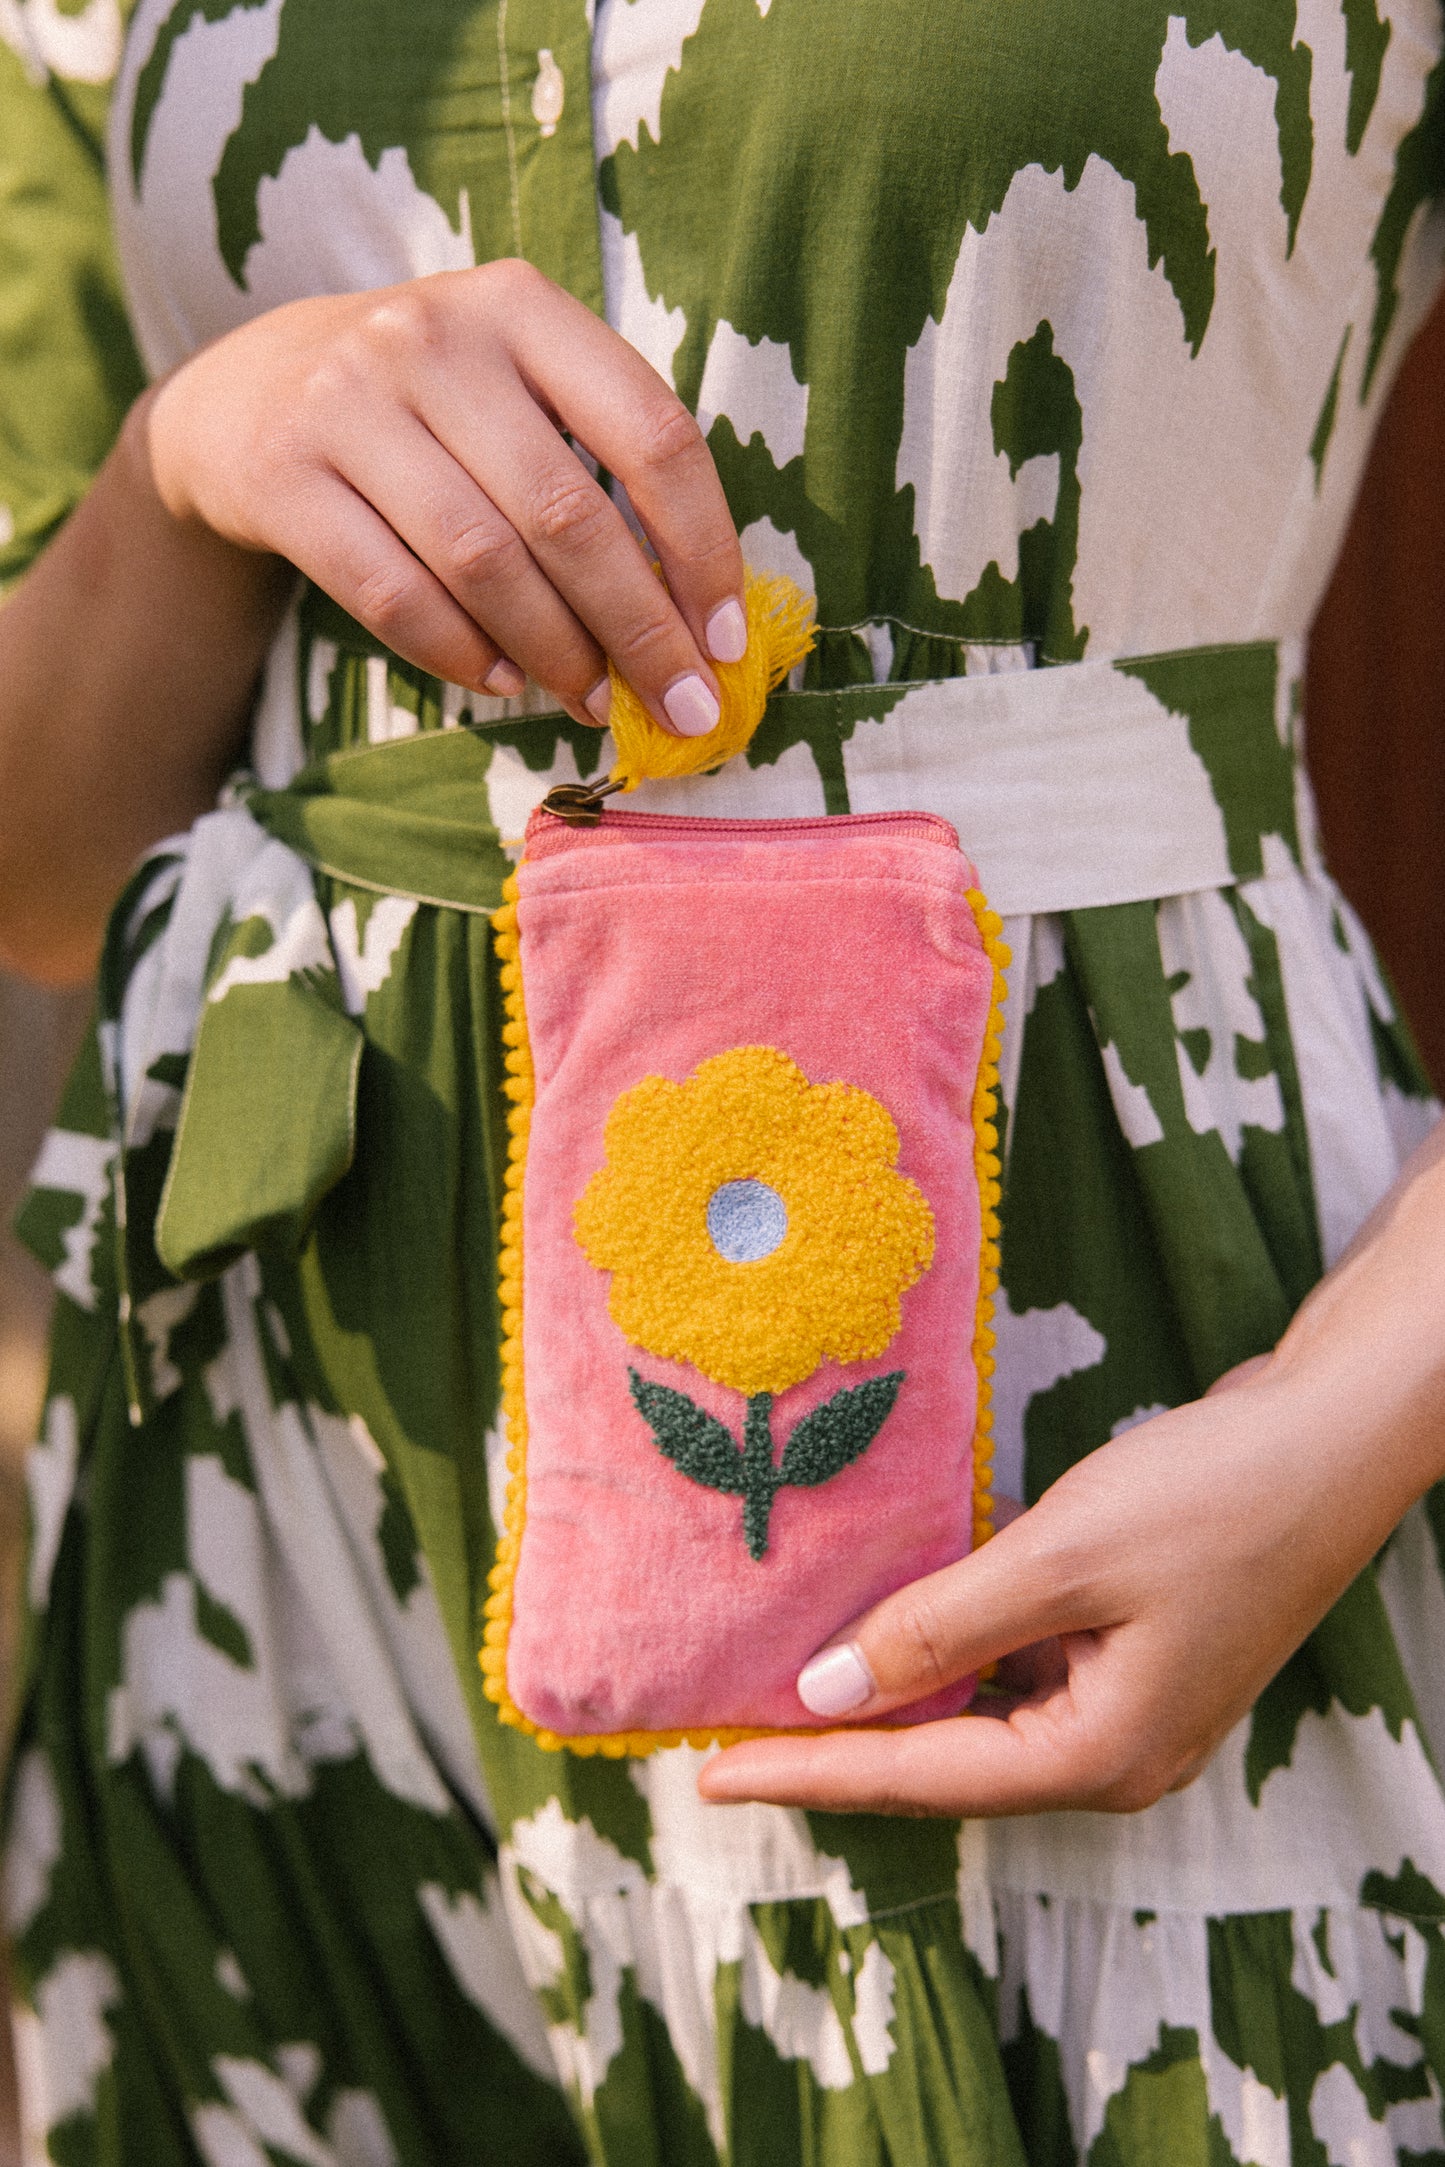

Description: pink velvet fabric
[506,808,995,1737]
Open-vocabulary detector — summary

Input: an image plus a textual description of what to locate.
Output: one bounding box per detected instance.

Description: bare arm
[702,1116,1445,1816]
[0,392,292,983]
[0,261,746,985]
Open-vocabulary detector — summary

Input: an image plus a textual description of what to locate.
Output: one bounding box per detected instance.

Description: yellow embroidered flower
[573,1046,935,1397]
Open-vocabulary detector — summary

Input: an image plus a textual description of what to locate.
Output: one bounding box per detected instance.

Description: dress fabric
[4,0,1445,2162]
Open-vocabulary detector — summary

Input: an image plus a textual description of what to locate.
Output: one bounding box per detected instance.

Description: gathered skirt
[10,637,1445,2166]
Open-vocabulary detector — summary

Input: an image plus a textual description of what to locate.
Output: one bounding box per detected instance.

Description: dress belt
[102,633,1318,1415]
[251,634,1319,919]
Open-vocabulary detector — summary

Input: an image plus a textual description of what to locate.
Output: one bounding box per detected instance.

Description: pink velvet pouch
[481,805,1007,1754]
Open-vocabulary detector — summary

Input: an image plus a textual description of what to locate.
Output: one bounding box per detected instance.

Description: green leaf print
[999,1983,1079,2167]
[14,1182,89,1287]
[1086,2025,1239,2167]
[377,1466,424,1602]
[130,0,273,186]
[988,320,1087,661]
[516,1865,593,2024]
[486,713,608,781]
[0,29,146,590]
[1116,644,1298,882]
[750,1901,836,1993]
[1308,326,1352,490]
[607,0,1315,639]
[192,1578,254,1667]
[1360,1858,1445,1919]
[131,0,518,280]
[517,1864,726,2162]
[745,682,908,815]
[1366,36,1445,389]
[213,0,490,280]
[1342,0,1391,155]
[1206,1910,1437,2138]
[997,957,1196,1503]
[1244,1567,1416,1802]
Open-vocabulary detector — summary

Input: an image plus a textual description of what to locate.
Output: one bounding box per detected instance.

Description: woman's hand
[148,259,746,735]
[700,1120,1445,1817]
[1,260,746,981]
[701,1369,1359,1816]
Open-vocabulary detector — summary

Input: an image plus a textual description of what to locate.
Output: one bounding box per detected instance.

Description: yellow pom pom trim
[607,566,816,791]
[965,890,1009,1556]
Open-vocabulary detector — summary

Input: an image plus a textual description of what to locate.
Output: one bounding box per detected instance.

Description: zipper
[531,793,959,851]
[538,778,628,825]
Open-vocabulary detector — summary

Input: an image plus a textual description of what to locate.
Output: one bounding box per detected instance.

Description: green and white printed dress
[4,0,1445,2159]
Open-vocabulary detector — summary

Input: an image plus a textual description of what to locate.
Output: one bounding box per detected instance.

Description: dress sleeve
[0,24,144,591]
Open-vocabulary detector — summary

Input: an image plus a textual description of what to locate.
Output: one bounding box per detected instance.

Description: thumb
[795,1511,1106,1721]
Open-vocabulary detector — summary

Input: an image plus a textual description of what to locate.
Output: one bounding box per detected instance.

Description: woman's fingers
[287,468,507,694]
[424,354,730,735]
[793,1510,1115,1722]
[701,1614,1210,1818]
[481,265,747,666]
[698,1675,1162,1818]
[472,390,723,733]
[694,1368,1427,1822]
[325,406,611,724]
[152,264,749,723]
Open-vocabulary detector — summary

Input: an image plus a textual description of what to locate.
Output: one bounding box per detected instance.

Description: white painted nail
[584,677,611,726]
[664,673,721,738]
[796,1642,875,1718]
[485,658,526,696]
[705,597,748,664]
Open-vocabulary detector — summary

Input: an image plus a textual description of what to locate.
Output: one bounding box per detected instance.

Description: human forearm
[3,261,756,983]
[1261,1113,1445,1523]
[701,1115,1445,1816]
[0,387,292,984]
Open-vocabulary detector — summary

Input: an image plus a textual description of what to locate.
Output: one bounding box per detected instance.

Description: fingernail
[664,673,721,738]
[485,659,526,696]
[584,677,611,726]
[705,597,748,664]
[797,1642,875,1718]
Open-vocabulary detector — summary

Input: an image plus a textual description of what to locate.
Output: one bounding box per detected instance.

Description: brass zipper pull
[541,777,627,826]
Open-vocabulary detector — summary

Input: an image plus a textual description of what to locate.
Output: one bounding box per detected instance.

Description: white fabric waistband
[475,636,1320,918]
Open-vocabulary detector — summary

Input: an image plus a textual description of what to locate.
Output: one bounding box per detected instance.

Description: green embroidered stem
[628,1369,905,1562]
[741,1394,778,1560]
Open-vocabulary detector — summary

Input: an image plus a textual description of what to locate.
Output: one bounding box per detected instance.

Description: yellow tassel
[606,566,816,791]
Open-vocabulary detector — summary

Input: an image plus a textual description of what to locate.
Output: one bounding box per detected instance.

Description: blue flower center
[706,1179,788,1264]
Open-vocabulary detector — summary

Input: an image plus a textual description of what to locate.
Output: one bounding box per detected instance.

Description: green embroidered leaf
[779,1374,904,1489]
[628,1371,746,1497]
[632,1372,904,1559]
[741,1394,777,1561]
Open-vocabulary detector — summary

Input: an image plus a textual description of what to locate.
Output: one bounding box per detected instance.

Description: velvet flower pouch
[482,804,1007,1754]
